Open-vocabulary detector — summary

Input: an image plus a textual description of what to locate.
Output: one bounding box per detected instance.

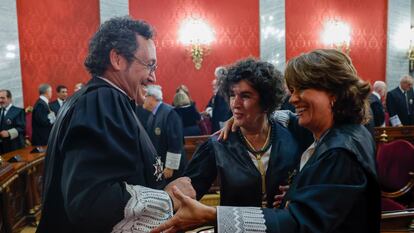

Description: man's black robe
[37,77,166,233]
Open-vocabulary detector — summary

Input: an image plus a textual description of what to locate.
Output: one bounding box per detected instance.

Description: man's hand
[151,186,216,233]
[217,117,237,141]
[165,177,196,211]
[164,168,174,179]
[273,185,289,208]
[0,130,9,138]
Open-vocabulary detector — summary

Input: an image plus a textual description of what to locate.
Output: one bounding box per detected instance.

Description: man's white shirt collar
[372,91,381,100]
[97,76,132,101]
[58,98,64,106]
[40,95,49,104]
[2,103,12,115]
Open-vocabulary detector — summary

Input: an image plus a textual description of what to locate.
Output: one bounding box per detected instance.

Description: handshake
[164,176,196,211]
[158,177,217,233]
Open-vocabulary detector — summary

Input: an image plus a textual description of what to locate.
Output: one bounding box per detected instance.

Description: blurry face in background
[289,88,334,137]
[229,80,265,129]
[45,87,52,100]
[143,95,156,112]
[57,88,68,100]
[401,80,413,92]
[0,91,11,108]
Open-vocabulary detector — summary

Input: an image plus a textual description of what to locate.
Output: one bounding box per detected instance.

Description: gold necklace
[239,125,272,207]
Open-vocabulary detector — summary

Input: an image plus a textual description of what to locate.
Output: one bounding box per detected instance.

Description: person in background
[0,89,25,153]
[152,49,380,233]
[173,90,201,136]
[387,75,414,126]
[32,83,55,146]
[369,81,386,127]
[184,58,301,210]
[37,17,194,233]
[143,85,187,182]
[74,82,84,92]
[49,85,68,115]
[280,84,295,112]
[174,84,194,106]
[205,66,232,132]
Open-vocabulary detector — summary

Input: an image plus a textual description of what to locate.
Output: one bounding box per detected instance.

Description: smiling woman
[183,58,302,213]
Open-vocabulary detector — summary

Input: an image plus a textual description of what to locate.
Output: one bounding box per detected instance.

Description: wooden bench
[0,146,46,233]
[184,135,210,161]
[381,209,414,232]
[184,135,220,194]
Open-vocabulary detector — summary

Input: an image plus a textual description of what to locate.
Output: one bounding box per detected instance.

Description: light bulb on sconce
[178,19,215,70]
[322,20,351,54]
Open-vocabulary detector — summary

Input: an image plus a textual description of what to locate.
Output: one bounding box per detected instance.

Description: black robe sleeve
[166,110,184,154]
[184,139,217,200]
[164,109,186,173]
[15,108,26,136]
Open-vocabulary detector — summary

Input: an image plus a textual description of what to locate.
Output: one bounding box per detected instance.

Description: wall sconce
[408,27,414,72]
[178,19,215,70]
[322,20,351,54]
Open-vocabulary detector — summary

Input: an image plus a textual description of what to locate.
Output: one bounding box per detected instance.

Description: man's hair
[146,85,163,101]
[373,81,386,92]
[39,84,51,95]
[0,89,12,99]
[84,16,154,77]
[56,85,67,93]
[173,91,191,107]
[285,49,371,125]
[400,75,414,85]
[218,57,285,114]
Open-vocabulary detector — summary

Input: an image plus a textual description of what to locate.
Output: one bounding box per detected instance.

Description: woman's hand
[151,187,216,233]
[217,117,237,141]
[273,185,289,208]
[165,177,196,211]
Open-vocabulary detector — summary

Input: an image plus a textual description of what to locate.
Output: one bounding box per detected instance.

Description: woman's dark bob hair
[285,49,371,125]
[218,57,285,115]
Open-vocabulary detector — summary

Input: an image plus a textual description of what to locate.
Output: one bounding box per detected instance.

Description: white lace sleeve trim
[111,183,173,233]
[217,207,266,233]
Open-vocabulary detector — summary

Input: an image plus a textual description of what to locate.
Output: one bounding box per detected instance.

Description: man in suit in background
[0,90,25,153]
[387,75,414,126]
[49,85,68,115]
[143,85,186,182]
[204,67,232,132]
[369,81,387,127]
[32,84,56,146]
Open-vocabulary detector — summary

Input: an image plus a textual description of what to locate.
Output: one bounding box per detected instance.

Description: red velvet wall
[129,0,259,109]
[17,0,100,107]
[286,0,387,84]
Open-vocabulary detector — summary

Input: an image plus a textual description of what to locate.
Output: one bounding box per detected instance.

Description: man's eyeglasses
[133,56,157,73]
